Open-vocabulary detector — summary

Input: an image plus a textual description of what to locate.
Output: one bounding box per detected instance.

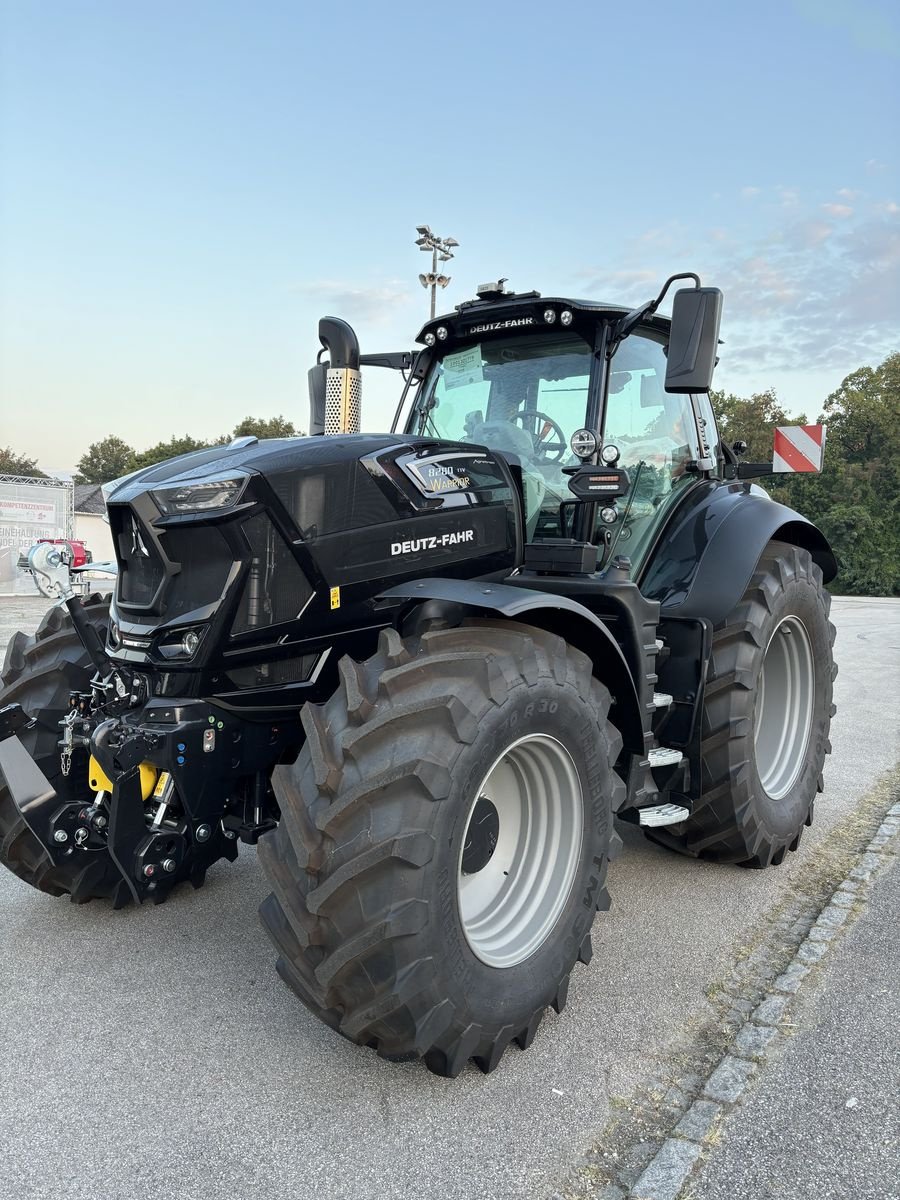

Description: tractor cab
[396,277,723,575]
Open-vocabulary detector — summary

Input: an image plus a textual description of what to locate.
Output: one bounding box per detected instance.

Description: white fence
[0,475,74,596]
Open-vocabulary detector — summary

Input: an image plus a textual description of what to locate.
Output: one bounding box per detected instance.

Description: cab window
[602,334,702,565]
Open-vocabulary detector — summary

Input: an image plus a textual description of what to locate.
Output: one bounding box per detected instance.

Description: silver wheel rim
[754,615,815,800]
[457,733,584,969]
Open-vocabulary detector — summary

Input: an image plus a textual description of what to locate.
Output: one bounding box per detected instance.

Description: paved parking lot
[1,595,898,1200]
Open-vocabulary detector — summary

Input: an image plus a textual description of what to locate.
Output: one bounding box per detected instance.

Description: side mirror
[308,363,327,436]
[665,287,723,394]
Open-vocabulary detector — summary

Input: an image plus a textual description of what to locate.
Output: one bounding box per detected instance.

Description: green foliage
[0,447,47,478]
[130,435,212,471]
[74,435,136,484]
[712,387,807,460]
[230,415,300,439]
[714,352,900,596]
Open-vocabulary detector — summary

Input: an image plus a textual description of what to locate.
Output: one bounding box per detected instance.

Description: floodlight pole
[429,245,439,319]
[415,226,458,320]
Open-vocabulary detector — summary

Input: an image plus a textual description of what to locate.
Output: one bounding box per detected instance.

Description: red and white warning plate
[773,425,827,473]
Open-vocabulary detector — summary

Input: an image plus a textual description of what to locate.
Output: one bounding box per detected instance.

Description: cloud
[866,158,887,172]
[741,186,762,198]
[836,188,860,200]
[289,279,411,324]
[572,195,900,379]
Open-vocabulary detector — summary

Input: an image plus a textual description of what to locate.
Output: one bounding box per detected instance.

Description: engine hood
[104,434,409,503]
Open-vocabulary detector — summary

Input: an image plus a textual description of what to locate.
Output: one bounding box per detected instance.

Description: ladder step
[651,692,673,709]
[648,746,683,768]
[639,802,690,827]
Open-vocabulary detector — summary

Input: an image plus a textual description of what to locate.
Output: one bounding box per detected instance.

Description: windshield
[415,333,592,540]
[413,328,703,566]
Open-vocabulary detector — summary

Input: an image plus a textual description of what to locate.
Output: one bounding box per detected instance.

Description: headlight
[157,627,204,660]
[151,473,249,515]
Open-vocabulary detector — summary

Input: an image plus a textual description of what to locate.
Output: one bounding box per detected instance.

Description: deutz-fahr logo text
[467,316,535,335]
[391,530,475,556]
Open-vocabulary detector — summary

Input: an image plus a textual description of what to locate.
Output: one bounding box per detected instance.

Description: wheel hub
[461,796,500,875]
[457,733,584,969]
[754,615,815,800]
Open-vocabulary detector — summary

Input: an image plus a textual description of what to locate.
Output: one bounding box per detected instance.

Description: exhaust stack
[310,317,361,436]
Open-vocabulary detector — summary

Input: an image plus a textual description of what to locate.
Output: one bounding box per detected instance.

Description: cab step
[638,802,691,827]
[647,746,683,769]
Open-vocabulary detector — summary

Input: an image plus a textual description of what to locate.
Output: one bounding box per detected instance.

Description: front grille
[158,525,234,617]
[112,505,236,616]
[231,514,314,635]
[225,654,318,689]
[113,508,164,606]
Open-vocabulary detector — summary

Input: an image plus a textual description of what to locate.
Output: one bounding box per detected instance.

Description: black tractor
[0,275,836,1077]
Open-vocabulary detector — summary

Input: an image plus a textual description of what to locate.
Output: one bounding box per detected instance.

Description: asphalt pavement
[686,849,900,1200]
[1,595,898,1200]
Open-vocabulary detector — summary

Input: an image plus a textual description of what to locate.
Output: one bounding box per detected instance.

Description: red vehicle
[39,538,91,568]
[17,538,93,597]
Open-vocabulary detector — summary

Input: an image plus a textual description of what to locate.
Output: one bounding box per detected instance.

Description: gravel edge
[619,802,900,1200]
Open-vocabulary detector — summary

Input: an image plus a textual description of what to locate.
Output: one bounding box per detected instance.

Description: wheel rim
[754,615,815,800]
[457,733,584,969]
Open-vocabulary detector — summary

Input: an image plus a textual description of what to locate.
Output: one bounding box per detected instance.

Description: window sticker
[442,344,484,390]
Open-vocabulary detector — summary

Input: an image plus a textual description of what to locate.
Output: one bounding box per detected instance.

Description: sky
[1,0,898,472]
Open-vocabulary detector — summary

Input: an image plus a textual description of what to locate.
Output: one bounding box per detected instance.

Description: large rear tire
[258,620,625,1076]
[650,541,836,866]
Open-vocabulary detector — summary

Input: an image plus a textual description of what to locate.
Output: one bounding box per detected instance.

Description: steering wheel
[511,410,567,462]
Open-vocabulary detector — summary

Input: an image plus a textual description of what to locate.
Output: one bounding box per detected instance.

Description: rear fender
[376,577,644,755]
[641,483,837,627]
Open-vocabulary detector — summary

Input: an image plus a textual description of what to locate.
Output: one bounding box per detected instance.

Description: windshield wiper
[416,395,440,438]
[605,461,646,564]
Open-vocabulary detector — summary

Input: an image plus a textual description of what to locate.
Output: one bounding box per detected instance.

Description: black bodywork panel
[639,481,837,626]
[104,435,521,715]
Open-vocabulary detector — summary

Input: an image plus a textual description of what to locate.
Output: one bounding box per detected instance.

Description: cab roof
[415,288,672,347]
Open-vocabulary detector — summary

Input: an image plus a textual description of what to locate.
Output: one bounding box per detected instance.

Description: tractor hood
[104,434,402,501]
[102,434,522,696]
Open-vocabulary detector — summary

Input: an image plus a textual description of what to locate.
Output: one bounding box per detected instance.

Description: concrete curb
[625,802,900,1200]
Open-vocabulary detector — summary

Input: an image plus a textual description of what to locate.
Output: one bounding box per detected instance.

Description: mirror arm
[723,461,777,480]
[611,273,703,345]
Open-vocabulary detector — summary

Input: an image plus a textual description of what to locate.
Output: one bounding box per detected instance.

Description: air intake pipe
[308,316,361,436]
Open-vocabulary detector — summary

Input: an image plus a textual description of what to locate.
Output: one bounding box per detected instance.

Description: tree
[229,415,300,439]
[713,352,899,597]
[710,388,806,461]
[74,436,136,484]
[130,435,212,471]
[0,447,47,478]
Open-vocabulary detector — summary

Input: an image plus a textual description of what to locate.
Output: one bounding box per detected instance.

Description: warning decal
[773,425,826,473]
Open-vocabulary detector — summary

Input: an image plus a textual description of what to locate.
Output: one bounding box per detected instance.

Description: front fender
[377,577,644,754]
[640,482,837,627]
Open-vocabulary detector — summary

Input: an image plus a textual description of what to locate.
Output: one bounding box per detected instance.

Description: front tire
[652,541,836,866]
[258,620,625,1076]
[0,595,131,903]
